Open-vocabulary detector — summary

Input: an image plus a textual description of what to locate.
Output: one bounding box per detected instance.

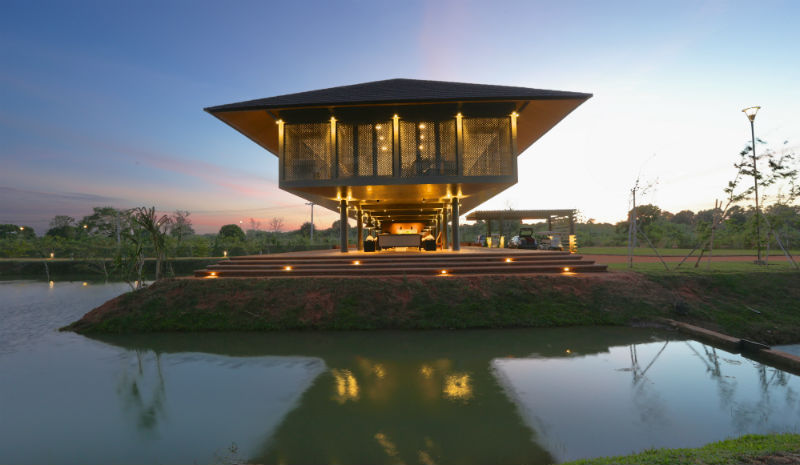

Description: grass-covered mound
[561,433,800,465]
[63,270,800,343]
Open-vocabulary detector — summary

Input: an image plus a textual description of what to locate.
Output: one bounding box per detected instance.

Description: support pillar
[437,214,443,249]
[444,207,451,250]
[452,197,460,251]
[357,205,363,251]
[339,199,348,253]
[487,219,492,246]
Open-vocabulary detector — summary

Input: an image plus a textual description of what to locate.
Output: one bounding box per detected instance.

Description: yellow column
[392,114,400,177]
[510,111,519,178]
[277,119,285,180]
[330,116,337,178]
[455,113,463,175]
[510,112,519,155]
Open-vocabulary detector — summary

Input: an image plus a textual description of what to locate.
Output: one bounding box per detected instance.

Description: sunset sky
[2,1,799,234]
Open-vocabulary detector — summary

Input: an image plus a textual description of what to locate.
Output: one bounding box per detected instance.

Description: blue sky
[2,0,799,233]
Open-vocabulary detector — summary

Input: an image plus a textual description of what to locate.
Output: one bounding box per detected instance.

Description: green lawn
[561,433,800,465]
[581,246,800,256]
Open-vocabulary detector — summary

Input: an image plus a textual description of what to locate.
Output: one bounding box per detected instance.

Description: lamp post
[742,106,762,264]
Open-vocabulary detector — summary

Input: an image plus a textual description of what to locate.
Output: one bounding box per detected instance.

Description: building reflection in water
[333,361,474,404]
[443,373,473,401]
[90,328,799,465]
[260,352,551,465]
[331,368,360,404]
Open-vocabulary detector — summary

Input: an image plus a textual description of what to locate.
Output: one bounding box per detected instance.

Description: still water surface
[1,281,798,464]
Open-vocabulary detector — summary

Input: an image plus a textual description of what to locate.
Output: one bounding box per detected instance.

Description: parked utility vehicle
[508,227,538,249]
[535,231,564,251]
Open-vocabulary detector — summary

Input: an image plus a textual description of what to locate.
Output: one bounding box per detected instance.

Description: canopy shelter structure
[466,209,577,237]
[206,79,591,252]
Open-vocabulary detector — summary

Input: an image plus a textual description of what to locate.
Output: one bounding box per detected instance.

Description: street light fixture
[742,105,762,264]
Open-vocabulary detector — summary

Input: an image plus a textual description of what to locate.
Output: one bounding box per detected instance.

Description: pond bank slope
[63,271,800,343]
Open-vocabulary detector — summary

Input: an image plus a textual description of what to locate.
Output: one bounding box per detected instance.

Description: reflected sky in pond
[494,340,800,462]
[1,281,799,464]
[776,344,800,357]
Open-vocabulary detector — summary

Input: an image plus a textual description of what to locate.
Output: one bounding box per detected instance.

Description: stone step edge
[227,252,574,261]
[206,260,597,270]
[194,264,608,277]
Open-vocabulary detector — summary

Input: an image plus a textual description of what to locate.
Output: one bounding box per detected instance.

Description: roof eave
[204,93,593,114]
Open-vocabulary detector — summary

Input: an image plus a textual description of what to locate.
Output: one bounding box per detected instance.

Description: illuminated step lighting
[284,266,292,271]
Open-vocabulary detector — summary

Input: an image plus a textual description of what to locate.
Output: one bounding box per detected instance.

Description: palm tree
[132,207,172,281]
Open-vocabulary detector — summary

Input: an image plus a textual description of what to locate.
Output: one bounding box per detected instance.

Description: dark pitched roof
[206,78,591,112]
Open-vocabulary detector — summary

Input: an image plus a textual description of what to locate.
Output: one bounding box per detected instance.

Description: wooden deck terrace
[194,247,607,278]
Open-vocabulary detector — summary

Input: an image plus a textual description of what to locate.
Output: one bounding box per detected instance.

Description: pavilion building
[206,79,591,252]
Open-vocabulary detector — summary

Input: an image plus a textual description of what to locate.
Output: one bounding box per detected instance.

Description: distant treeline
[2,203,798,262]
[0,207,347,260]
[570,203,800,249]
[446,204,800,251]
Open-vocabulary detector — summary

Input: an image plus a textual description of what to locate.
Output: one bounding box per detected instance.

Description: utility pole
[305,202,314,242]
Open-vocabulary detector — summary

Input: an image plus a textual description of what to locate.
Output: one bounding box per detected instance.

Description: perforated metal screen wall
[399,120,457,177]
[336,122,393,178]
[283,123,332,181]
[462,117,512,176]
[282,116,512,181]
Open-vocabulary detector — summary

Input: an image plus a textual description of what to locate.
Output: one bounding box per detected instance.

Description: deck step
[227,251,573,262]
[195,263,607,277]
[205,259,596,271]
[194,249,607,278]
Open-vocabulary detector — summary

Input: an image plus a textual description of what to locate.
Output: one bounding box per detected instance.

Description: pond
[1,281,798,465]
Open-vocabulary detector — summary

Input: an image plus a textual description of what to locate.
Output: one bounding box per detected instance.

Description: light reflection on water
[0,281,798,465]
